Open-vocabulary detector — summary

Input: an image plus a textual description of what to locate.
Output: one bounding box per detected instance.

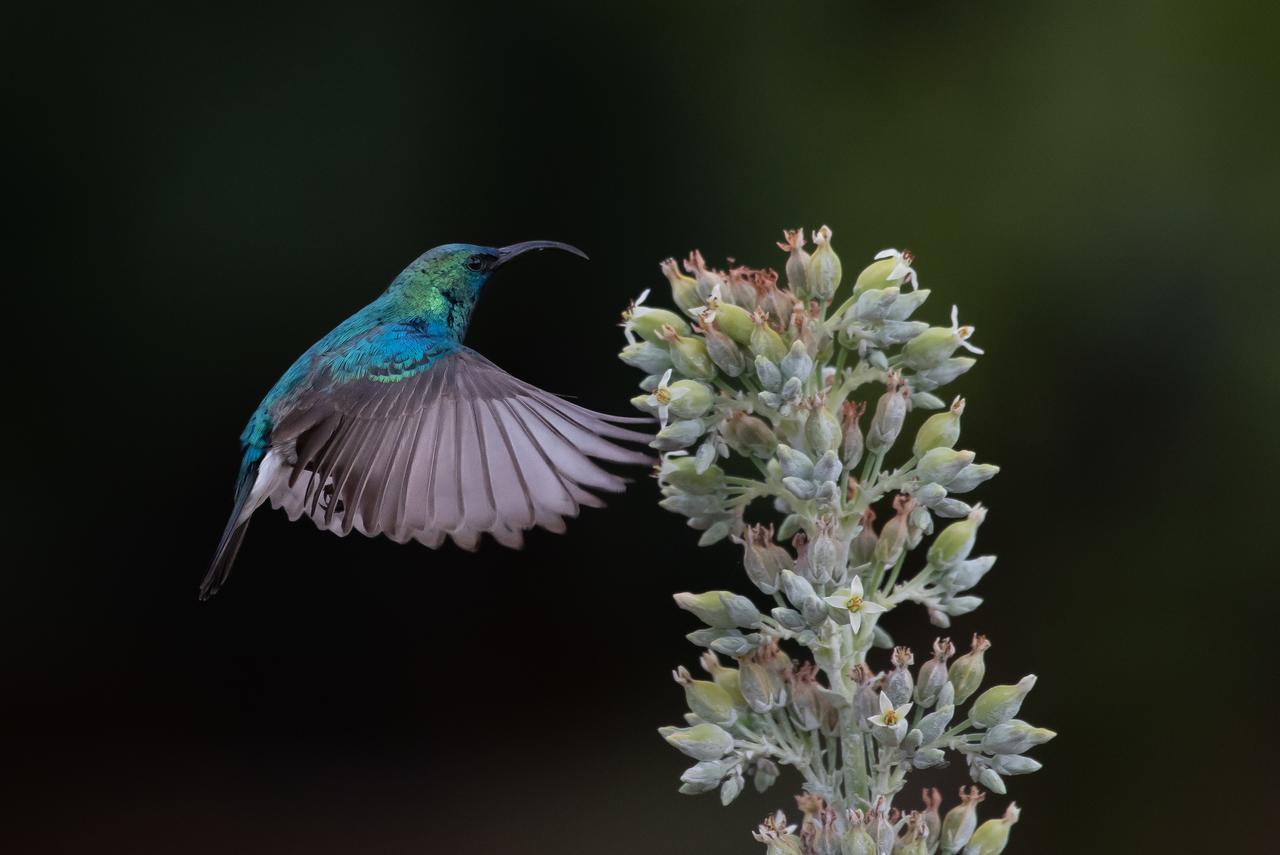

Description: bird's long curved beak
[494,240,588,267]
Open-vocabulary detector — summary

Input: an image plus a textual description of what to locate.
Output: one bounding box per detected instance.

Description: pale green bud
[724,412,778,458]
[756,355,782,391]
[780,339,813,382]
[851,250,908,298]
[661,258,703,315]
[700,650,748,709]
[980,719,1055,754]
[946,463,1000,493]
[902,306,982,371]
[660,457,724,495]
[962,803,1019,855]
[777,228,810,297]
[651,419,704,451]
[776,444,815,480]
[915,356,976,388]
[625,304,690,344]
[812,450,841,484]
[805,225,842,302]
[711,300,756,346]
[913,396,965,457]
[843,824,877,855]
[805,402,843,454]
[719,770,744,805]
[940,786,985,854]
[946,555,997,593]
[917,703,954,744]
[867,372,910,454]
[701,317,746,377]
[753,757,779,793]
[667,379,714,419]
[750,309,789,363]
[679,757,733,793]
[927,504,987,569]
[970,675,1037,729]
[988,754,1043,775]
[620,340,673,374]
[673,665,737,725]
[660,325,717,380]
[975,766,1006,795]
[948,634,991,704]
[916,637,956,707]
[840,400,866,470]
[887,646,915,706]
[917,448,976,486]
[659,722,735,761]
[673,591,760,629]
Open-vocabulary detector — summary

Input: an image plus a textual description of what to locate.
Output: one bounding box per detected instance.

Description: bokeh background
[10,1,1278,852]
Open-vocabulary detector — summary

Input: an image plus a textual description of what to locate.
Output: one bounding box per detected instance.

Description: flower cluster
[618,228,1054,853]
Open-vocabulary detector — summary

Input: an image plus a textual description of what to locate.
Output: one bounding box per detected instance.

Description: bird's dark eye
[464,254,488,272]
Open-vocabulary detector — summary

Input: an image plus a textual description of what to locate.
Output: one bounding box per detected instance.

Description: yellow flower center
[882,709,898,725]
[847,595,863,611]
[654,387,672,404]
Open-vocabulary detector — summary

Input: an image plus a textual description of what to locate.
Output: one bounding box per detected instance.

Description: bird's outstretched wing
[262,347,652,551]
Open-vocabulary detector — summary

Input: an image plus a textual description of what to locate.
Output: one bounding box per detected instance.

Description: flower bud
[659,722,735,760]
[776,443,815,480]
[980,720,1056,755]
[915,637,956,707]
[700,650,748,709]
[663,379,713,419]
[739,643,789,713]
[873,494,915,569]
[915,356,976,388]
[850,664,879,733]
[756,355,783,391]
[963,803,1019,855]
[735,523,793,595]
[849,508,878,567]
[970,675,1037,729]
[840,400,866,470]
[750,309,789,363]
[659,325,717,380]
[945,556,996,593]
[913,396,965,457]
[625,301,690,344]
[939,786,984,854]
[805,225,842,302]
[780,339,813,383]
[917,447,976,486]
[699,317,746,377]
[661,257,703,315]
[811,450,841,485]
[660,456,724,495]
[886,646,915,706]
[753,811,804,855]
[674,591,742,629]
[867,371,910,454]
[682,249,724,300]
[679,757,733,793]
[673,665,737,725]
[776,228,810,297]
[843,811,877,855]
[808,516,843,583]
[946,463,1000,494]
[948,634,992,704]
[917,703,954,744]
[724,412,778,458]
[789,661,824,731]
[974,766,1006,795]
[927,505,988,569]
[988,754,1043,775]
[753,757,780,793]
[708,300,756,347]
[780,569,823,614]
[805,401,843,454]
[902,306,982,371]
[651,419,705,451]
[852,248,918,300]
[619,340,673,374]
[866,801,896,855]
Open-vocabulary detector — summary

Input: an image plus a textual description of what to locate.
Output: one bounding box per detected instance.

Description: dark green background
[10,1,1277,852]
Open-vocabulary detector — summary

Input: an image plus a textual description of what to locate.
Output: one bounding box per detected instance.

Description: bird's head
[406,240,588,294]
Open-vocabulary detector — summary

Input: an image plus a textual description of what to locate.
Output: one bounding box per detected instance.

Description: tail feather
[201,453,262,600]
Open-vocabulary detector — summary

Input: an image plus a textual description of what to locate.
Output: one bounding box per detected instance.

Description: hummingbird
[202,241,651,599]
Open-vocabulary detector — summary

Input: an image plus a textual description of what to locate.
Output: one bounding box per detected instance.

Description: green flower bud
[970,675,1037,729]
[812,450,841,484]
[683,249,724,302]
[988,754,1043,776]
[975,766,1006,795]
[902,305,982,371]
[660,325,717,380]
[750,309,789,363]
[805,225,842,302]
[709,300,756,346]
[661,258,703,316]
[700,317,746,377]
[776,228,810,297]
[946,463,1000,494]
[842,813,877,855]
[913,395,965,457]
[927,504,987,569]
[852,247,917,299]
[948,634,992,704]
[700,650,748,709]
[619,340,673,374]
[673,665,737,725]
[840,400,866,470]
[916,637,956,707]
[756,355,782,391]
[624,300,690,345]
[917,448,977,486]
[805,401,843,454]
[867,371,910,454]
[915,356,976,388]
[874,494,915,569]
[679,757,733,793]
[659,722,735,761]
[776,444,815,480]
[651,418,705,451]
[886,646,915,706]
[917,703,954,744]
[666,379,713,419]
[723,412,778,458]
[660,456,724,495]
[939,786,985,854]
[962,803,1019,855]
[980,720,1056,755]
[674,591,749,629]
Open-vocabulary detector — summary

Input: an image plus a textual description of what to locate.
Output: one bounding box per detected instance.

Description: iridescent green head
[391,240,587,338]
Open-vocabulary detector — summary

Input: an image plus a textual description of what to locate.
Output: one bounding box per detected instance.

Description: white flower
[620,288,652,344]
[867,690,912,742]
[688,282,724,322]
[822,575,887,633]
[949,304,984,354]
[874,248,920,290]
[643,369,696,428]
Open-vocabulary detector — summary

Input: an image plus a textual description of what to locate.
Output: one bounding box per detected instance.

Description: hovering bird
[203,241,651,599]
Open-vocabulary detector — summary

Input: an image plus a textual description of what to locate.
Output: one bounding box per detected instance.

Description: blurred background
[9,1,1278,852]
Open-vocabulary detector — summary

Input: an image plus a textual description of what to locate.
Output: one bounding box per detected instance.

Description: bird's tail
[200,454,261,600]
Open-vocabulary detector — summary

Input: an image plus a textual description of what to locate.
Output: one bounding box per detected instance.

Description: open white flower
[688,282,725,323]
[643,369,696,427]
[822,575,887,633]
[867,690,913,742]
[949,304,984,354]
[874,248,920,290]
